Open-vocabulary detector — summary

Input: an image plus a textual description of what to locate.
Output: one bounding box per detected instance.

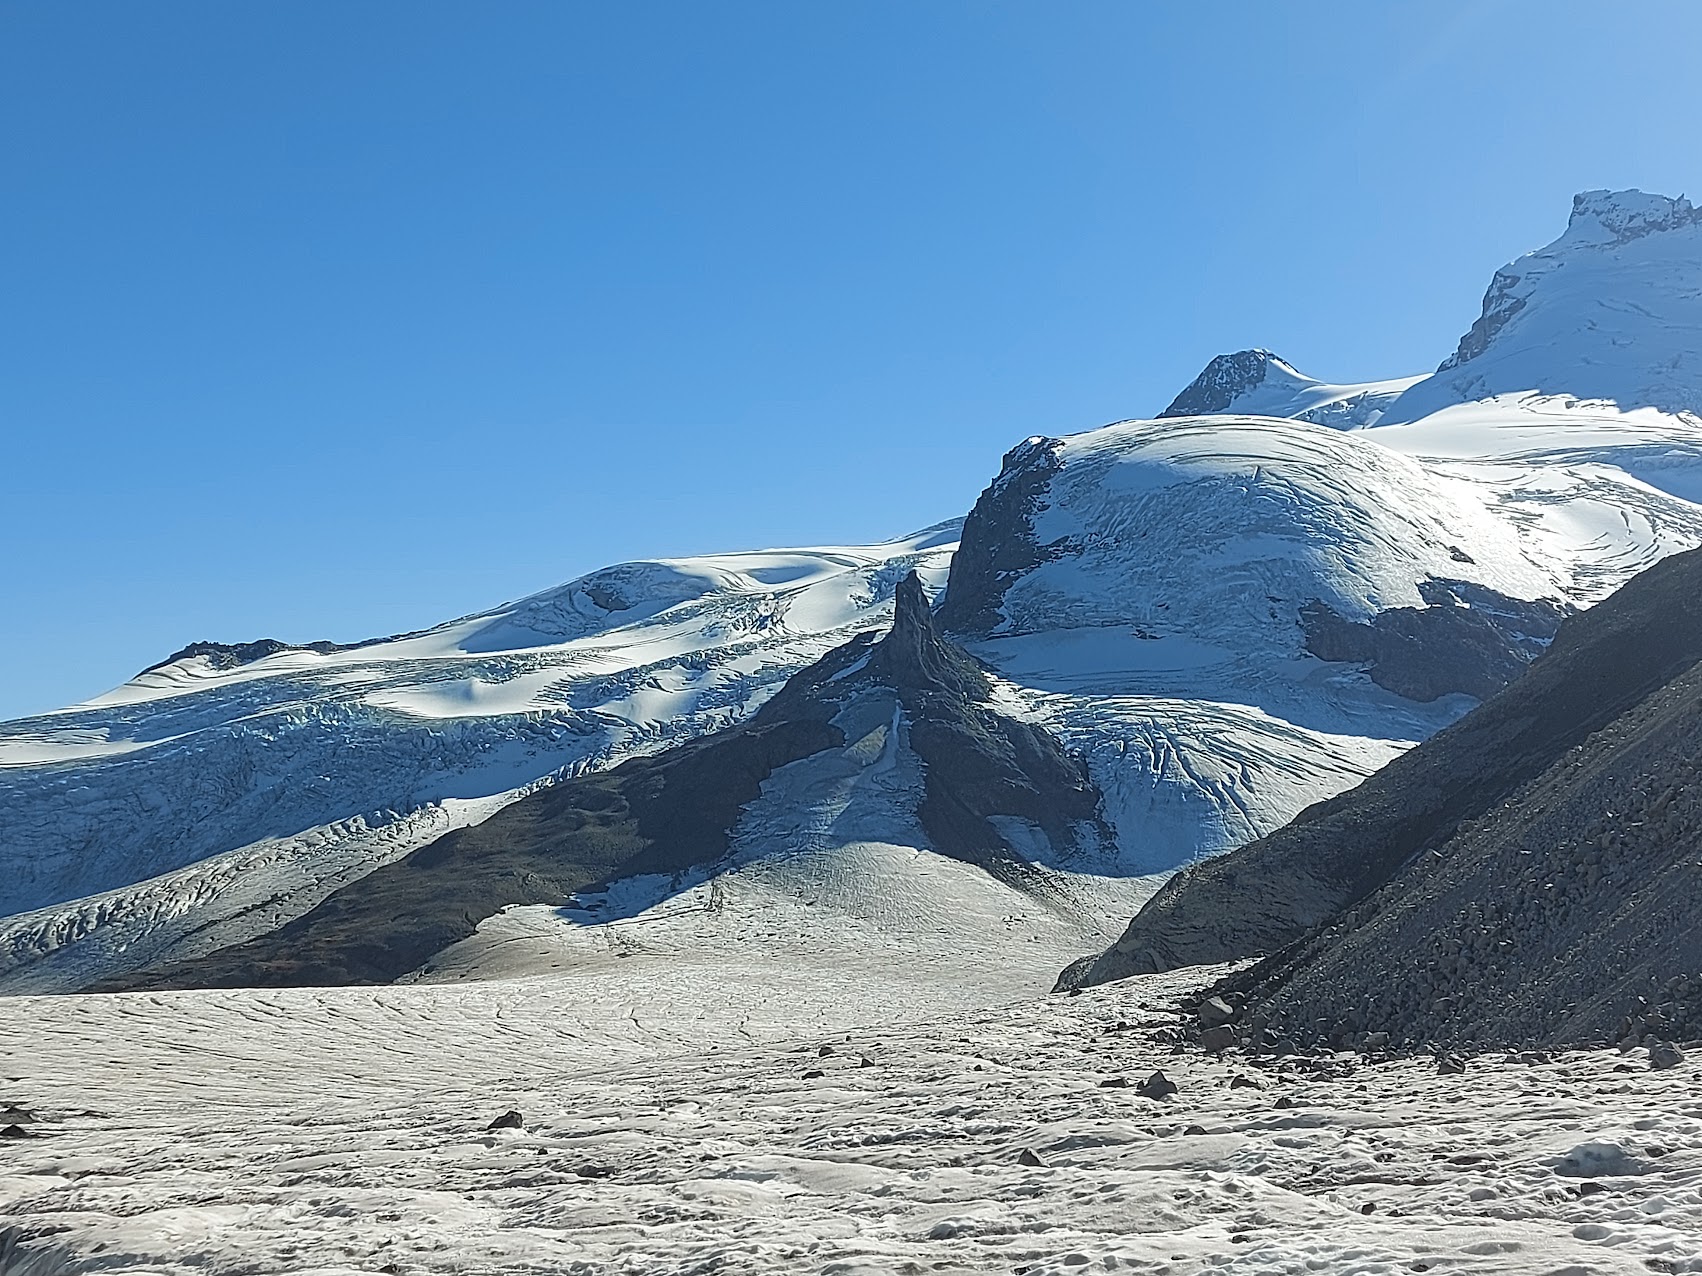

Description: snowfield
[3,957,1699,1275]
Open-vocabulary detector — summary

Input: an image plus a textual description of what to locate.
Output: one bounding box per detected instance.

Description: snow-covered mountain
[5,188,1702,994]
[97,572,1157,993]
[1159,349,1421,428]
[1383,189,1702,423]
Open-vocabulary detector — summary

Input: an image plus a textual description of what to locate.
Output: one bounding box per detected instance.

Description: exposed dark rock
[935,437,1069,639]
[1017,1148,1047,1167]
[1553,1142,1647,1178]
[1160,349,1282,418]
[1199,1026,1235,1053]
[140,638,354,676]
[1438,270,1528,372]
[871,573,1113,888]
[1649,1041,1685,1070]
[1198,996,1236,1029]
[870,572,991,701]
[1061,546,1702,1051]
[486,1110,524,1131]
[1301,580,1567,703]
[1136,1071,1178,1099]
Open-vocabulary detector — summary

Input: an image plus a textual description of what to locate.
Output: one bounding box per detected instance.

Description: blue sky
[4,1,1701,719]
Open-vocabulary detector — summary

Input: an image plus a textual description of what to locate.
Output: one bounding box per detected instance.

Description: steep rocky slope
[1063,547,1702,1048]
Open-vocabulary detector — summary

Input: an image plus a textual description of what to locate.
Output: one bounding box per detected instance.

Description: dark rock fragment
[1136,1071,1178,1099]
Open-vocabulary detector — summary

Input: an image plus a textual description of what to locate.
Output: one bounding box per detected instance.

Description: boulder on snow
[1199,1026,1236,1053]
[1198,996,1236,1029]
[1136,1071,1178,1099]
[1649,1040,1686,1070]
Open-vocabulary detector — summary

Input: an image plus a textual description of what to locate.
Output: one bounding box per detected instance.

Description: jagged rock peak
[869,571,991,702]
[1566,188,1702,245]
[1160,349,1302,418]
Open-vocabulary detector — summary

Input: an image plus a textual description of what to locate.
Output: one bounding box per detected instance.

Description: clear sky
[4,1,1701,720]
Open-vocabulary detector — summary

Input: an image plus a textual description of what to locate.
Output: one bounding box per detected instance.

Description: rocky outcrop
[1059,547,1702,1049]
[141,638,355,675]
[935,437,1068,639]
[1301,579,1567,702]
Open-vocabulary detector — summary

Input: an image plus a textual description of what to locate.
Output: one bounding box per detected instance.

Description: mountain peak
[1159,350,1420,430]
[870,570,991,701]
[1381,187,1702,421]
[1565,188,1702,246]
[1159,349,1298,418]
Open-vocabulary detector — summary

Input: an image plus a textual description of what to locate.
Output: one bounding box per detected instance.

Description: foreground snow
[3,949,1699,1274]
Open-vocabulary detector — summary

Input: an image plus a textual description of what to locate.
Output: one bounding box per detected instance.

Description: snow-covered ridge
[1159,349,1421,429]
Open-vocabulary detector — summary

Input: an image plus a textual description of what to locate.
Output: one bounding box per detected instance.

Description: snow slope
[944,402,1702,875]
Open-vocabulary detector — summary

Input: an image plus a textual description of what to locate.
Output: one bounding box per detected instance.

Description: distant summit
[1162,190,1702,429]
[1383,188,1702,421]
[1160,349,1420,429]
[1160,349,1293,417]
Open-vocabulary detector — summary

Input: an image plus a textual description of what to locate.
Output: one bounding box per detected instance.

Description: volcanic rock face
[934,437,1068,639]
[100,573,1112,990]
[1062,547,1702,1048]
[1300,580,1568,703]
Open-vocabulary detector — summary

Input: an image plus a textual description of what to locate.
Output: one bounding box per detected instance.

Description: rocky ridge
[1062,547,1702,1050]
